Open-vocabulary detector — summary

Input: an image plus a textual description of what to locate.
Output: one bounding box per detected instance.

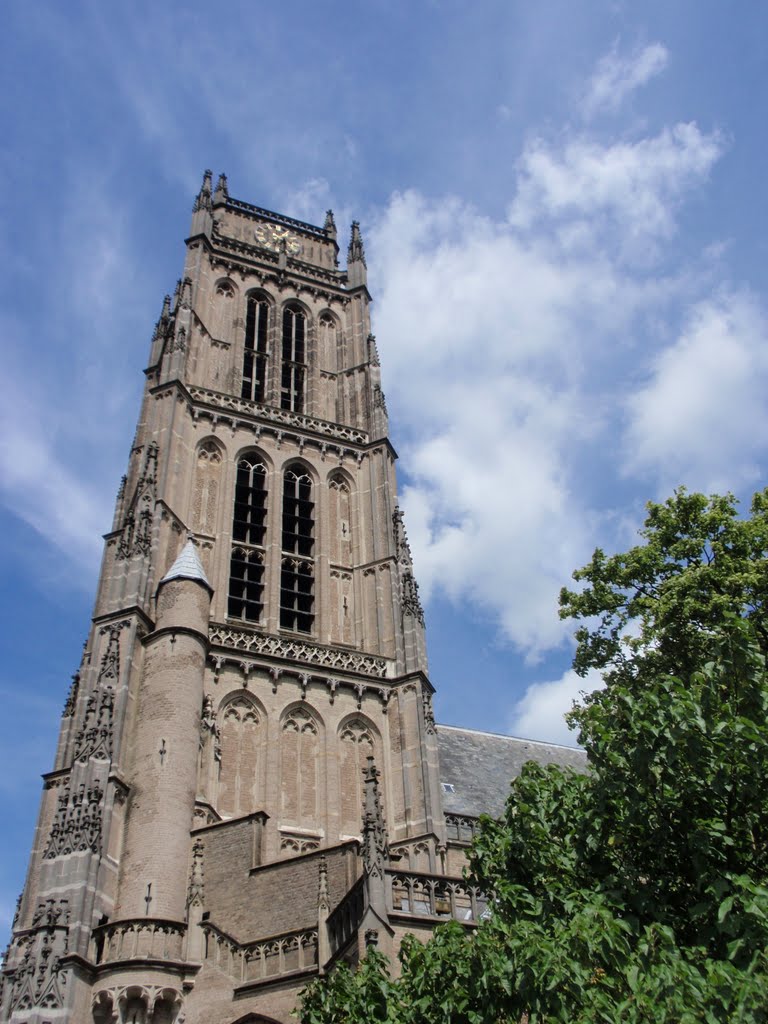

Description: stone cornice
[223,198,329,241]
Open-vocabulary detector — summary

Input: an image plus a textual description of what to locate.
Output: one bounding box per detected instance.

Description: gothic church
[1,173,584,1024]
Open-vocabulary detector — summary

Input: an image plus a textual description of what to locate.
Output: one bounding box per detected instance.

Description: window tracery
[280,707,319,826]
[280,466,314,633]
[228,457,268,623]
[218,696,261,818]
[242,295,269,402]
[281,304,306,412]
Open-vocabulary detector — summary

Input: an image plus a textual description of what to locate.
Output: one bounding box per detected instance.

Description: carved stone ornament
[422,690,436,735]
[98,620,129,682]
[44,780,104,859]
[187,839,205,908]
[209,624,390,678]
[361,756,388,880]
[117,443,158,559]
[73,685,115,762]
[4,899,70,1015]
[62,672,80,718]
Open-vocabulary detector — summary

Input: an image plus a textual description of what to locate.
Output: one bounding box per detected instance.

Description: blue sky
[2,0,768,936]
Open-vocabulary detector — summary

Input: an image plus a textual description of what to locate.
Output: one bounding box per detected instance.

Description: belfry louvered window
[281,304,306,413]
[228,457,267,622]
[280,466,314,632]
[242,296,269,402]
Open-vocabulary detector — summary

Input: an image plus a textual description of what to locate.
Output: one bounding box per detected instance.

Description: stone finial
[347,221,366,267]
[213,172,229,204]
[193,169,213,212]
[153,294,171,341]
[324,209,337,239]
[367,333,380,367]
[317,855,330,912]
[361,756,387,880]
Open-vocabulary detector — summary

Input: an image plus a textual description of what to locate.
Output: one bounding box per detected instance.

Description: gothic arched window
[280,707,319,826]
[280,466,314,633]
[192,440,223,535]
[228,457,268,622]
[219,696,261,817]
[281,304,306,412]
[242,295,269,403]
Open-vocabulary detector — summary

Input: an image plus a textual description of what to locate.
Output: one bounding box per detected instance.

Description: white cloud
[509,668,605,747]
[582,42,669,119]
[625,292,768,493]
[371,108,729,659]
[509,124,723,262]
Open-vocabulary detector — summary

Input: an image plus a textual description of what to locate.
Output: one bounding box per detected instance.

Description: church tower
[1,172,453,1024]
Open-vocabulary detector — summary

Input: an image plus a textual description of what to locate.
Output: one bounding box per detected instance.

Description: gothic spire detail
[317,855,330,912]
[213,172,229,204]
[323,209,337,239]
[368,333,380,367]
[193,169,213,212]
[347,221,366,266]
[361,756,388,879]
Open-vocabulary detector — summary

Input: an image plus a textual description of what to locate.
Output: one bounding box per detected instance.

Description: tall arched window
[242,296,269,402]
[281,304,306,412]
[228,457,268,622]
[281,466,314,632]
[281,707,319,826]
[218,695,262,818]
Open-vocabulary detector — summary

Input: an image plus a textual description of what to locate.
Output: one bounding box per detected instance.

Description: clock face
[254,223,303,255]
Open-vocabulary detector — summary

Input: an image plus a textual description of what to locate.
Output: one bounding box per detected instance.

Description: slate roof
[436,724,587,819]
[159,539,213,591]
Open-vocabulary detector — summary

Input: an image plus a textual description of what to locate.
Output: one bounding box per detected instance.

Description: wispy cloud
[509,123,723,263]
[581,42,669,119]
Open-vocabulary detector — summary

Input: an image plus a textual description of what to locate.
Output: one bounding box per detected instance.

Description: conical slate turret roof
[159,539,213,591]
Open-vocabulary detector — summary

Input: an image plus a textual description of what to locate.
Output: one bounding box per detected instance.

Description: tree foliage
[299,489,768,1023]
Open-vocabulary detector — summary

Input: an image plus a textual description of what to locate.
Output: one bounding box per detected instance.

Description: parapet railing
[386,870,488,923]
[444,813,481,844]
[201,921,318,986]
[91,919,186,964]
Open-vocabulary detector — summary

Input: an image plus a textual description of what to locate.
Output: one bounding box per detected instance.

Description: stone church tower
[1,174,584,1024]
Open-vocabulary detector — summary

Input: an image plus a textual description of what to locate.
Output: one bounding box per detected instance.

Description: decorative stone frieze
[187,385,368,444]
[208,624,390,678]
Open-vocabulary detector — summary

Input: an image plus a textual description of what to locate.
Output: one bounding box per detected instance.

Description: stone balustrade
[444,813,480,844]
[91,919,186,964]
[387,870,488,923]
[201,922,318,986]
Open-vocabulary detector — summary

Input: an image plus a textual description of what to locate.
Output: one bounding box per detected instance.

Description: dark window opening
[228,547,265,622]
[281,305,306,412]
[228,457,268,624]
[232,459,267,545]
[280,558,314,633]
[242,297,269,402]
[280,467,314,632]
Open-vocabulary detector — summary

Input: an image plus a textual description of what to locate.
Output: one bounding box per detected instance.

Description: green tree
[299,489,768,1023]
